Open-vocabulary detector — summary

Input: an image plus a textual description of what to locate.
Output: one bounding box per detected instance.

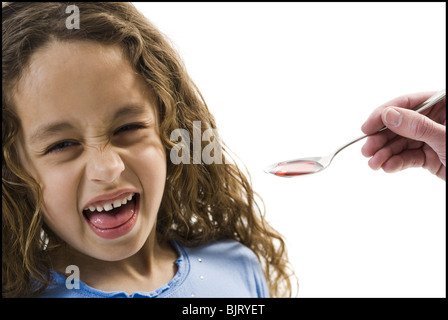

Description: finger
[368,137,424,170]
[383,150,446,180]
[361,91,436,135]
[422,145,445,179]
[361,129,397,157]
[367,136,406,170]
[361,134,388,158]
[436,166,446,181]
[381,149,426,173]
[382,107,446,157]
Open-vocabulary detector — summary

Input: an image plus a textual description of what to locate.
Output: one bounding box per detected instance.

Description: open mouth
[83,193,139,239]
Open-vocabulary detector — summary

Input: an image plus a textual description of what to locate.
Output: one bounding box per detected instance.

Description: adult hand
[361,92,446,180]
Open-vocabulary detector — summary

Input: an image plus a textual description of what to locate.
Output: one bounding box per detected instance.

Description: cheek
[17,139,84,242]
[133,142,167,195]
[128,140,167,215]
[39,166,83,240]
[128,131,166,176]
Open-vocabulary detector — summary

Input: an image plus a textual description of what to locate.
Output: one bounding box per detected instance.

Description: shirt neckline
[49,240,189,297]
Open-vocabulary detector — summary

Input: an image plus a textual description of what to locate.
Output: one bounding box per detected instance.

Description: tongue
[84,198,135,229]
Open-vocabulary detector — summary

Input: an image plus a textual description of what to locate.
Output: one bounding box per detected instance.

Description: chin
[88,219,156,262]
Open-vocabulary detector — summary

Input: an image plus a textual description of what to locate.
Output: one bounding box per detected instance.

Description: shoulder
[182,238,259,262]
[179,238,263,276]
[174,239,269,297]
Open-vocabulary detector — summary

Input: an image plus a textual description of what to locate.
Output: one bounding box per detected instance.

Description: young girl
[2,2,293,297]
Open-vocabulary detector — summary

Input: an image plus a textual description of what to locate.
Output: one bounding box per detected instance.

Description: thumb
[382,106,446,152]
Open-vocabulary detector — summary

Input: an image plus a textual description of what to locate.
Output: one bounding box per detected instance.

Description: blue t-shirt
[36,239,269,298]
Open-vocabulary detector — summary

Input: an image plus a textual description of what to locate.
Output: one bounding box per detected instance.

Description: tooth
[96,206,104,212]
[127,193,133,201]
[113,199,122,208]
[103,203,113,211]
[89,206,96,212]
[121,198,128,205]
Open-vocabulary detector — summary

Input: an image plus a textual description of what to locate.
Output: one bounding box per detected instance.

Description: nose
[85,146,125,184]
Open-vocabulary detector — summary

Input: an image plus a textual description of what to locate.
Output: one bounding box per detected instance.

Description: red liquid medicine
[273,160,323,176]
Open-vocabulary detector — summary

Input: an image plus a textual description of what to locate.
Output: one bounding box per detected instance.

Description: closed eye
[42,123,149,155]
[113,123,148,135]
[45,140,79,155]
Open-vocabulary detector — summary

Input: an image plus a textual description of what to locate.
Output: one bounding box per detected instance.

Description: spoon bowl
[264,157,327,177]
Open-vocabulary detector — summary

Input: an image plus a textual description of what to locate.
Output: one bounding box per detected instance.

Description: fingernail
[383,107,402,127]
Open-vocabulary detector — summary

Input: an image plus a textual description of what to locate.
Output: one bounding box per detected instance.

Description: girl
[2,2,294,297]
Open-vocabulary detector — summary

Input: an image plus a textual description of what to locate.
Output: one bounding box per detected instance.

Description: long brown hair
[2,2,294,297]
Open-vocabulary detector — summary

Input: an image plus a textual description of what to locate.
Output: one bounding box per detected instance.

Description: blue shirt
[36,239,269,298]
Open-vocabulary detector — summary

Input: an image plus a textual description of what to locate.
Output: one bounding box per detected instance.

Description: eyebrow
[113,104,149,120]
[29,104,150,145]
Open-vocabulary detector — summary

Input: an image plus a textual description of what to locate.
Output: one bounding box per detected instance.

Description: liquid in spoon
[271,160,324,177]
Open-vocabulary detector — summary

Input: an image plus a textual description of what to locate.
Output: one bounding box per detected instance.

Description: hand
[361,92,446,180]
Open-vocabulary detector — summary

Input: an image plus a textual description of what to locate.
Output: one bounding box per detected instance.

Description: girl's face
[13,40,167,261]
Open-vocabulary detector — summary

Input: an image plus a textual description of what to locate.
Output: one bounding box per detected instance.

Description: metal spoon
[264,89,446,177]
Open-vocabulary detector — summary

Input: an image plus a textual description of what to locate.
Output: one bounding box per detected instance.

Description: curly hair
[2,2,294,297]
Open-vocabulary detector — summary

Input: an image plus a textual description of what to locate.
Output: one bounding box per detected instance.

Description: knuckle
[411,116,434,140]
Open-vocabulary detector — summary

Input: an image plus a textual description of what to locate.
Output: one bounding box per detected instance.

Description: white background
[133,2,446,297]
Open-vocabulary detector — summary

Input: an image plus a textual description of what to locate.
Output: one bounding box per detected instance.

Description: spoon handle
[333,89,446,157]
[413,89,446,113]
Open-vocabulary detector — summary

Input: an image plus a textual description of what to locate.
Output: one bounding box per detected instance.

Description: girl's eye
[114,123,147,135]
[45,141,79,154]
[43,123,148,155]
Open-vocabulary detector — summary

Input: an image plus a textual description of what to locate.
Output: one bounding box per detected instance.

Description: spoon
[264,89,446,177]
